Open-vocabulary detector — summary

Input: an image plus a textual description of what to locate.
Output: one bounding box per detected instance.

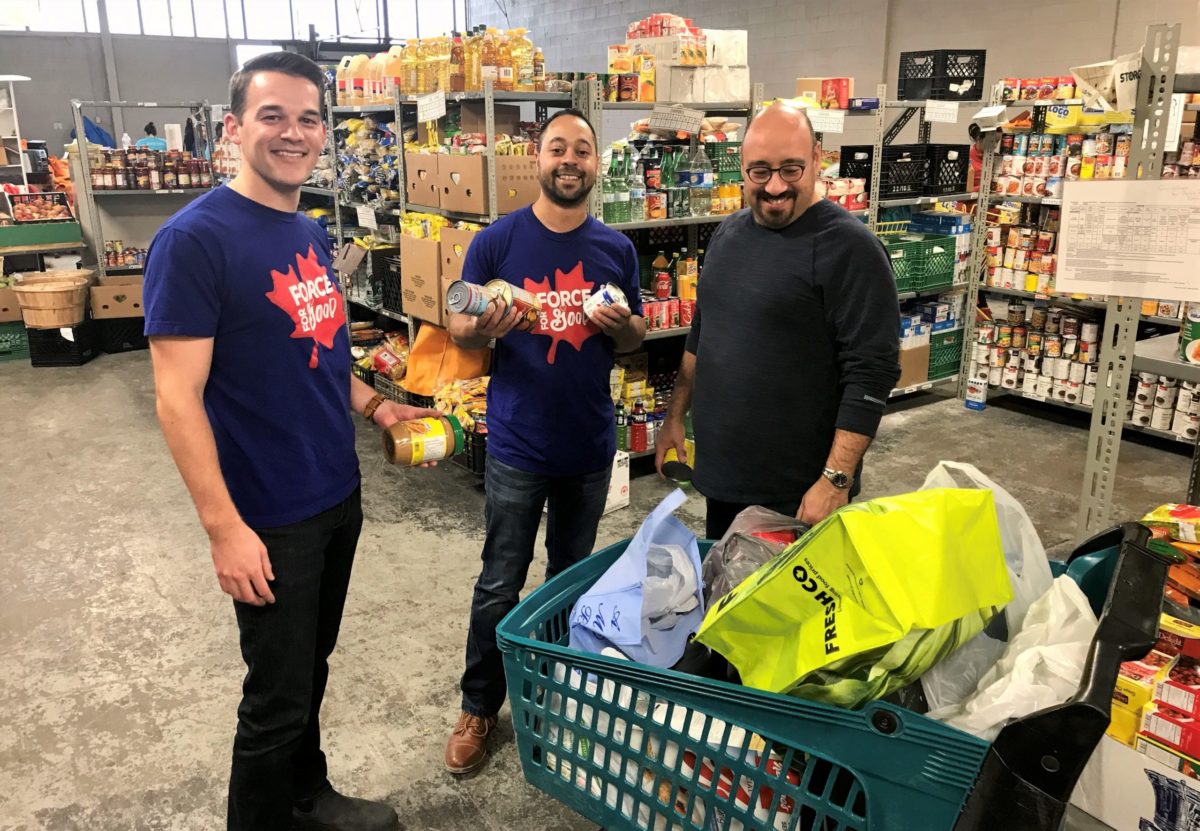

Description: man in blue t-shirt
[444,109,645,775]
[144,52,433,831]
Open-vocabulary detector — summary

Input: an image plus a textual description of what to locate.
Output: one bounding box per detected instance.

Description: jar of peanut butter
[382,414,464,466]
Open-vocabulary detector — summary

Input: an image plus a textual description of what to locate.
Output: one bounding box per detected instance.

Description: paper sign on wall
[808,108,846,134]
[649,104,705,136]
[924,100,960,124]
[416,90,447,123]
[355,204,378,231]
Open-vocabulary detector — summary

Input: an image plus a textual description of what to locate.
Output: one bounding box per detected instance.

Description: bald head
[741,103,821,229]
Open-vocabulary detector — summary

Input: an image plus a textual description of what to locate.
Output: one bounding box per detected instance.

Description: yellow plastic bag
[695,488,1012,695]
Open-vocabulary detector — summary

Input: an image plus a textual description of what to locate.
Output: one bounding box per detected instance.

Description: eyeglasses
[744,163,807,184]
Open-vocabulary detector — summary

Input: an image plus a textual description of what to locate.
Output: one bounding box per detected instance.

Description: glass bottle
[177,160,192,188]
[602,149,618,224]
[614,149,630,223]
[626,149,645,222]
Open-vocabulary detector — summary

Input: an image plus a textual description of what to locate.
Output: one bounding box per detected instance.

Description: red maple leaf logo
[264,244,345,368]
[523,261,596,365]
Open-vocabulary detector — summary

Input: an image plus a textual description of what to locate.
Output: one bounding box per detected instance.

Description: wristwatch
[822,467,851,489]
[362,393,386,422]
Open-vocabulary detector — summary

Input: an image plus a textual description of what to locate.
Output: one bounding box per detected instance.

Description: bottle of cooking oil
[465,27,482,91]
[532,46,545,91]
[402,40,419,95]
[510,28,535,92]
[481,28,500,91]
[417,38,433,94]
[435,36,452,92]
[496,30,515,91]
[450,31,465,92]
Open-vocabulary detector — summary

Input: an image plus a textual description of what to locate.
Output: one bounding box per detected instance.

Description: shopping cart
[496,522,1173,831]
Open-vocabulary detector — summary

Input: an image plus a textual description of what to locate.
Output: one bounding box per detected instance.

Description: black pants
[704,478,861,540]
[227,487,363,831]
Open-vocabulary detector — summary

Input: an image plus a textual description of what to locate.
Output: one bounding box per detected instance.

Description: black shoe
[292,784,400,831]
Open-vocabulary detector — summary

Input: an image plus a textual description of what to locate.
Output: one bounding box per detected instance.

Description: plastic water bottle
[121,132,132,151]
[689,145,713,217]
[626,151,646,223]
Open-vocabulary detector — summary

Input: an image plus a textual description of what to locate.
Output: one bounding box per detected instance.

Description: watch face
[829,471,850,488]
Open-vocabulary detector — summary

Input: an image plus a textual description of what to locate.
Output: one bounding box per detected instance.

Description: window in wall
[338,0,379,39]
[236,42,280,68]
[2,0,89,31]
[195,0,226,38]
[244,0,291,39]
[168,0,193,36]
[292,0,337,41]
[416,0,454,36]
[224,0,245,39]
[384,0,416,40]
[138,0,170,35]
[83,0,99,31]
[105,0,141,33]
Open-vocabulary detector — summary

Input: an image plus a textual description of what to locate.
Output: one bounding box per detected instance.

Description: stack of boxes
[618,14,748,104]
[898,296,965,388]
[1108,612,1200,779]
[909,211,973,282]
[396,218,481,328]
[793,77,856,110]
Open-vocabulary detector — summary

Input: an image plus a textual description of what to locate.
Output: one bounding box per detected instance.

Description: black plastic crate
[352,362,375,387]
[898,49,986,101]
[452,429,487,476]
[97,317,148,353]
[925,144,971,195]
[381,254,403,316]
[841,144,928,198]
[402,389,436,409]
[27,319,99,367]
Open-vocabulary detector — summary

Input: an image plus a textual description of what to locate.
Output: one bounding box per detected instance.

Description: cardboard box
[897,345,930,388]
[1115,652,1178,713]
[439,228,479,281]
[1161,613,1200,661]
[1072,734,1200,828]
[702,29,747,67]
[1136,734,1200,777]
[627,36,702,67]
[399,235,443,326]
[404,153,440,209]
[1143,705,1200,757]
[0,287,20,322]
[90,275,144,319]
[661,65,704,103]
[1158,656,1200,718]
[459,101,523,136]
[438,155,539,216]
[821,78,854,109]
[795,77,824,103]
[604,451,630,515]
[1107,702,1143,747]
[701,66,749,103]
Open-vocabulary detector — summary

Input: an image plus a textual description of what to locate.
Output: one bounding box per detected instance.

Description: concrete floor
[1,350,1188,831]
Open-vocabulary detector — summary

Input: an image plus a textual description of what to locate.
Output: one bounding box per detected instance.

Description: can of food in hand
[583,283,630,318]
[445,280,493,316]
[484,279,542,325]
[1044,333,1063,357]
[996,325,1013,348]
[680,299,695,327]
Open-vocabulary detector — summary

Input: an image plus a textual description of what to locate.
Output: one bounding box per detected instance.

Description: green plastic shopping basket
[497,523,1172,831]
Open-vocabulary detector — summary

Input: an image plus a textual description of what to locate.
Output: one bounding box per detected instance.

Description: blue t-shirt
[143,186,358,528]
[463,207,643,476]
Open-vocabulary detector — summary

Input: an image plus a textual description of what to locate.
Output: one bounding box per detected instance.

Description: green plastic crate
[878,231,956,294]
[929,328,964,380]
[497,539,992,831]
[0,321,29,362]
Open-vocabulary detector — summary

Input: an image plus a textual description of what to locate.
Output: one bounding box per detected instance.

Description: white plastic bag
[918,461,1055,710]
[927,576,1098,740]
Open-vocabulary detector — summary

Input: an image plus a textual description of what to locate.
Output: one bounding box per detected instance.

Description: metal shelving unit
[0,75,31,190]
[890,374,959,399]
[69,98,215,281]
[980,286,1183,326]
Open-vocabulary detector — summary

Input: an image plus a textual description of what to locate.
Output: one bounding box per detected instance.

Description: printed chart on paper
[1056,179,1200,301]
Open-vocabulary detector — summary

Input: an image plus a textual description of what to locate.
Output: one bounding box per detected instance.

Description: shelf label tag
[355,204,378,231]
[649,104,705,136]
[924,100,959,124]
[807,108,845,134]
[416,91,446,123]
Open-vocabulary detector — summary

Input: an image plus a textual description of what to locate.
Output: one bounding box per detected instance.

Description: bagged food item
[1143,504,1200,543]
[702,506,809,606]
[696,488,1011,699]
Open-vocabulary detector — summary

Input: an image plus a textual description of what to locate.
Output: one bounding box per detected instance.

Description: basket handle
[953,522,1171,830]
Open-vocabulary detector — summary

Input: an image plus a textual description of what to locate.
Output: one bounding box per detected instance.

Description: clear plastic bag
[917,462,1055,711]
[702,506,809,606]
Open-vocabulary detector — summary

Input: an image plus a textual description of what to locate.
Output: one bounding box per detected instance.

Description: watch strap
[363,393,386,422]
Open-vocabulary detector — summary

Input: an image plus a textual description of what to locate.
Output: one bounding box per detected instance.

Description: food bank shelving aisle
[69,99,216,283]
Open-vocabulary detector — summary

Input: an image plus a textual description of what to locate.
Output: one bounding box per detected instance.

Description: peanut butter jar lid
[444,414,465,456]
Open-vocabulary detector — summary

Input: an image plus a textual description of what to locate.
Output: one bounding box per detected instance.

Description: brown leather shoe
[445,711,497,775]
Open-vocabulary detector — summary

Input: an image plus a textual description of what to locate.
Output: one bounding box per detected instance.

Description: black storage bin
[28,319,99,367]
[898,49,987,101]
[925,144,971,195]
[351,362,375,387]
[840,144,928,199]
[381,254,403,316]
[97,317,149,353]
[453,429,487,477]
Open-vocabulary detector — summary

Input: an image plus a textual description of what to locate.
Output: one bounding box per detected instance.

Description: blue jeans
[227,487,362,831]
[461,456,612,717]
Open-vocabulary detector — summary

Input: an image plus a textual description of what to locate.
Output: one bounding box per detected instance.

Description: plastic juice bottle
[336,55,353,105]
[676,247,689,296]
[347,53,369,105]
[496,30,515,91]
[481,28,499,90]
[384,45,405,101]
[630,400,648,453]
[511,28,535,92]
[616,403,628,451]
[465,27,482,91]
[450,32,465,92]
[533,46,545,91]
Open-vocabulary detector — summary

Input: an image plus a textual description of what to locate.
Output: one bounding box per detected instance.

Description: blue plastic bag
[568,489,704,668]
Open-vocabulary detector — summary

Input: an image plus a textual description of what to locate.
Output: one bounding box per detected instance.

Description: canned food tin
[1013,133,1029,156]
[653,269,671,300]
[1062,335,1079,358]
[1007,304,1026,325]
[1002,366,1021,389]
[1012,326,1027,348]
[1152,406,1175,431]
[1044,333,1063,357]
[974,343,990,364]
[1081,321,1099,341]
[1064,382,1083,404]
[1045,311,1062,334]
[680,299,695,327]
[1013,249,1028,271]
[988,366,1004,386]
[977,323,996,344]
[1027,331,1043,355]
[1031,308,1048,330]
[1061,316,1080,337]
[645,191,667,220]
[445,280,492,316]
[484,279,542,324]
[667,298,680,328]
[1069,361,1086,383]
[1052,357,1071,380]
[989,345,1007,367]
[996,325,1013,348]
[1003,247,1017,269]
[583,283,630,318]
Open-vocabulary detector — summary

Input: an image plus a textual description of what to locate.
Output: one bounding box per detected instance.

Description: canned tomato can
[680,299,695,327]
[484,279,542,325]
[583,283,630,318]
[996,325,1013,348]
[445,280,492,316]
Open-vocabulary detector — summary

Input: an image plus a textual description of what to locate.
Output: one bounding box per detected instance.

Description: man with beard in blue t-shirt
[444,109,645,775]
[144,52,436,831]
